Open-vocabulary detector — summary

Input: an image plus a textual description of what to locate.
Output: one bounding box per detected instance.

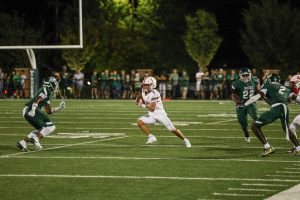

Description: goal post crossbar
[0,45,83,50]
[0,0,83,50]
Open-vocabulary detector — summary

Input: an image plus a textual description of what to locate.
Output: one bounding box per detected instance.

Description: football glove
[59,101,66,108]
[28,103,38,117]
[28,110,35,117]
[51,101,66,113]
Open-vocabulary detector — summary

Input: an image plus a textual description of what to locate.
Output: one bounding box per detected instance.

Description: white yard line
[0,126,285,132]
[265,183,300,200]
[241,183,288,187]
[0,143,291,150]
[0,174,298,183]
[0,136,128,158]
[0,134,289,140]
[205,119,236,124]
[284,168,300,170]
[266,175,300,178]
[213,193,264,197]
[228,188,277,192]
[2,155,300,164]
[276,171,300,174]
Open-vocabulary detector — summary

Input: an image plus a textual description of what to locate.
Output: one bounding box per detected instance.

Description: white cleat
[244,137,250,143]
[16,140,28,151]
[29,136,43,150]
[184,138,191,148]
[146,135,157,144]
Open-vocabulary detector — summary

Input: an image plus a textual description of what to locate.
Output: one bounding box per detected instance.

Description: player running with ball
[136,76,191,148]
[16,76,66,151]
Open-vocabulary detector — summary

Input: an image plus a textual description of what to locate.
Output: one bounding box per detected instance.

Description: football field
[0,99,299,200]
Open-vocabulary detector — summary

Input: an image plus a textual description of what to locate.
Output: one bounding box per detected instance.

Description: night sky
[0,0,299,67]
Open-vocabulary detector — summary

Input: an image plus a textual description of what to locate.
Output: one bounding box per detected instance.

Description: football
[135,95,145,104]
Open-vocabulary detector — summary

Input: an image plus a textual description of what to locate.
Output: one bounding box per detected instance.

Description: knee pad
[40,125,56,137]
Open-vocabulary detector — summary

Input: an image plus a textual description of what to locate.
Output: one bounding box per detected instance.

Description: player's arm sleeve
[244,94,261,106]
[244,86,266,106]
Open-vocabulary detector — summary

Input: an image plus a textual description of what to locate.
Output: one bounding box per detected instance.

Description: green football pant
[236,103,258,129]
[23,107,54,130]
[254,103,289,133]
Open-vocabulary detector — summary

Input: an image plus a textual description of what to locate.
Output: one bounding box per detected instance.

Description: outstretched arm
[244,94,261,106]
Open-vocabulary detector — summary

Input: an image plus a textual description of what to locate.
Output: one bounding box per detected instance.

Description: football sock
[264,143,271,149]
[242,128,249,138]
[296,146,300,151]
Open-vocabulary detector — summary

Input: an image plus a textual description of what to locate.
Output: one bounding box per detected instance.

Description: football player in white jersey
[136,76,191,148]
[288,75,300,155]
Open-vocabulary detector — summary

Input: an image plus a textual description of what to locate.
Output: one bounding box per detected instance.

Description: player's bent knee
[40,125,56,137]
[167,125,176,132]
[290,123,297,132]
[137,119,145,126]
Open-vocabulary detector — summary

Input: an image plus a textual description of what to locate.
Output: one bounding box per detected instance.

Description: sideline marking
[265,183,300,200]
[0,136,128,158]
[228,188,277,192]
[242,183,288,187]
[213,193,264,197]
[0,174,298,183]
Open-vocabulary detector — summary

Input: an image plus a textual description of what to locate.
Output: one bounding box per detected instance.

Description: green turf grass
[0,99,299,200]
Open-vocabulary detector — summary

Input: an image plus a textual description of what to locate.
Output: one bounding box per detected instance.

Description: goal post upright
[0,0,83,98]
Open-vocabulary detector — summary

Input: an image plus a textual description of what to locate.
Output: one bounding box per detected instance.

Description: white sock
[264,143,271,149]
[296,146,300,151]
[27,130,38,138]
[148,134,154,138]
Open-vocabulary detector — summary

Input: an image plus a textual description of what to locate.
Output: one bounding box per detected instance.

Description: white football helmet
[290,75,300,89]
[43,76,59,94]
[142,76,157,92]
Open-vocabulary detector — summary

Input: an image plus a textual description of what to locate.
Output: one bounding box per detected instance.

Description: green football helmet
[239,67,252,83]
[43,76,59,94]
[266,73,281,83]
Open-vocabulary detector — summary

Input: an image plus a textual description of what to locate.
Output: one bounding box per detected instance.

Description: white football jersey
[142,89,166,115]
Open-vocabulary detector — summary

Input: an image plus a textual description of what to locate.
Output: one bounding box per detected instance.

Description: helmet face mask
[142,76,157,92]
[43,76,59,94]
[239,68,252,83]
[266,73,281,84]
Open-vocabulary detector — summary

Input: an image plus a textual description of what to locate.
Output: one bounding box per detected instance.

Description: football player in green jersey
[16,76,66,151]
[231,68,259,142]
[244,73,300,156]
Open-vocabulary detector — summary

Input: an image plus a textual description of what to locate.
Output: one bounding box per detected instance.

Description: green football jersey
[25,87,53,109]
[261,82,290,105]
[232,79,257,101]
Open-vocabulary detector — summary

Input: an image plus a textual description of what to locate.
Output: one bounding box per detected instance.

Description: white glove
[28,103,38,117]
[59,101,66,108]
[51,101,66,113]
[28,110,35,117]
